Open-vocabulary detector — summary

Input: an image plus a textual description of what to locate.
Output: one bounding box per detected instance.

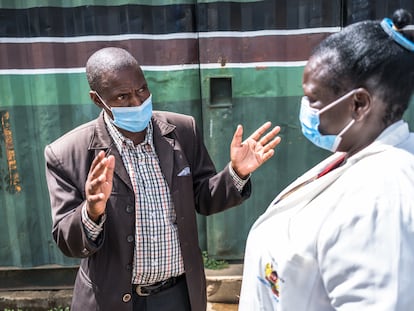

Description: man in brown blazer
[44,47,281,311]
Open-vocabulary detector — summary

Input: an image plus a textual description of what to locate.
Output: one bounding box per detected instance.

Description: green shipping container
[0,0,413,289]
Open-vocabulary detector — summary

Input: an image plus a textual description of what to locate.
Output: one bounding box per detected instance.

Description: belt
[133,274,185,297]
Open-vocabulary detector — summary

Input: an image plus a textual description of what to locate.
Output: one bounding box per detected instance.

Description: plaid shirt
[82,112,248,285]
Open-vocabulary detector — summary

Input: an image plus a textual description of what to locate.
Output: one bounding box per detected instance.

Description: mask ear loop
[318,89,358,115]
[337,119,355,137]
[93,91,112,111]
[331,119,356,152]
[381,18,414,52]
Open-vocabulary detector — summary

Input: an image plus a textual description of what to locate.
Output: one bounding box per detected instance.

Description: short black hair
[312,9,414,124]
[85,47,139,93]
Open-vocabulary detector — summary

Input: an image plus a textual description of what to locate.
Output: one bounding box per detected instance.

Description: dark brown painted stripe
[198,33,331,64]
[0,39,199,69]
[0,33,332,70]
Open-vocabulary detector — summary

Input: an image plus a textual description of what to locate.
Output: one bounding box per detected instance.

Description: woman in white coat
[239,9,414,311]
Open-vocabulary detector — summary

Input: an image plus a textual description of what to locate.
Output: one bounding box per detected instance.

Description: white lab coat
[239,120,414,311]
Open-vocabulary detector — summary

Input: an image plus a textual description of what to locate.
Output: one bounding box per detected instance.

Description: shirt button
[122,293,131,303]
[127,235,134,243]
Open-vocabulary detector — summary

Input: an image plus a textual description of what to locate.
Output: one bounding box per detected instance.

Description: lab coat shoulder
[315,145,414,310]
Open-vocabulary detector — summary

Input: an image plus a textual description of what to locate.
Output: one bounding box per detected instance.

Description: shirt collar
[103,111,154,151]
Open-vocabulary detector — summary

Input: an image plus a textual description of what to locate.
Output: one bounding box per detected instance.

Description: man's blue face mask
[299,89,356,152]
[94,92,153,133]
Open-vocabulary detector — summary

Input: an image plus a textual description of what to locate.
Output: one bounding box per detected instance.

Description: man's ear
[90,91,113,118]
[352,88,372,121]
[89,91,102,108]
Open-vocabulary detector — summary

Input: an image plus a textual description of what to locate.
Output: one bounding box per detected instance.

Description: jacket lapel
[88,113,180,191]
[152,117,175,190]
[89,112,133,190]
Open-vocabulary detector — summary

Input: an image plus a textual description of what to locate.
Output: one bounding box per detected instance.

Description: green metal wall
[1,1,414,281]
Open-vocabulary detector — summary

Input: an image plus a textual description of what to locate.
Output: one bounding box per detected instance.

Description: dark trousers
[132,276,191,311]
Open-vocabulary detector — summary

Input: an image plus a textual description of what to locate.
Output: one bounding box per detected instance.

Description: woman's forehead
[306,56,332,78]
[302,56,341,100]
[303,59,327,87]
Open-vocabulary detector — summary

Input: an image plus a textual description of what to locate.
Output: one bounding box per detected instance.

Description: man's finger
[104,155,115,185]
[90,151,105,172]
[259,126,281,145]
[87,193,105,203]
[231,124,243,148]
[261,137,282,154]
[88,173,106,189]
[247,121,272,141]
[261,149,275,163]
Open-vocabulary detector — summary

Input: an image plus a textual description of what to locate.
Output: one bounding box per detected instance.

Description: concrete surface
[0,265,243,310]
[207,303,238,311]
[205,264,242,304]
[0,290,72,310]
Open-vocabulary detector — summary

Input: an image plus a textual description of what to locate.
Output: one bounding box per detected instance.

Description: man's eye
[137,86,147,93]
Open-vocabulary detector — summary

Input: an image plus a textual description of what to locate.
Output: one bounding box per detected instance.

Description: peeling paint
[0,110,22,194]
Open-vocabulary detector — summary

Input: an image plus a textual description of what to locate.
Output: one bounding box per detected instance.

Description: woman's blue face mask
[94,92,153,133]
[299,89,356,152]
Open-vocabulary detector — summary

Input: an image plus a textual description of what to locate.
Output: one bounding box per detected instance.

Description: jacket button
[126,205,134,213]
[122,293,131,302]
[127,235,134,243]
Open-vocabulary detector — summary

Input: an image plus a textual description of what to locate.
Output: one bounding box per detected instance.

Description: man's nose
[129,94,143,107]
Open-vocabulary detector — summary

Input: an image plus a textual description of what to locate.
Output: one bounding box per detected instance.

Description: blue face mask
[299,89,356,152]
[95,92,153,133]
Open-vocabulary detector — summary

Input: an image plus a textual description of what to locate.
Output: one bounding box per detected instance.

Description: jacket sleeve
[44,144,102,258]
[185,116,252,216]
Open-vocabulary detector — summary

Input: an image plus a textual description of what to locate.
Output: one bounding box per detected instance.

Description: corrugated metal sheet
[0,1,413,283]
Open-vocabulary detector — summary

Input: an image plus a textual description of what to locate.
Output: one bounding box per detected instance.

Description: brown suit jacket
[45,111,251,311]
